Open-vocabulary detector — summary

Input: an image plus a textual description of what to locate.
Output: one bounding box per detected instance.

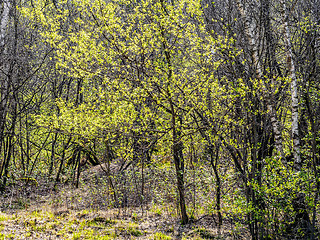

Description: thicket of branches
[0,0,320,239]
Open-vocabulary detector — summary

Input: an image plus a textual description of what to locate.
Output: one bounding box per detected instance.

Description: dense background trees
[0,0,320,239]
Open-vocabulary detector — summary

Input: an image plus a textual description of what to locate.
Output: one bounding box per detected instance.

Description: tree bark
[0,0,11,188]
[279,0,301,170]
[235,0,284,158]
[0,0,10,48]
[171,104,188,224]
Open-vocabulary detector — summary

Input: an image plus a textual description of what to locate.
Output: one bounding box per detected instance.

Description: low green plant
[127,222,143,237]
[0,214,8,222]
[153,232,172,240]
[0,233,16,239]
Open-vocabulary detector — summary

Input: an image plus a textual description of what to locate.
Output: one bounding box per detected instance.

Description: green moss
[153,232,173,240]
[46,221,60,230]
[150,205,163,216]
[72,229,114,240]
[24,218,37,227]
[24,232,32,238]
[0,233,16,239]
[0,214,9,222]
[86,216,116,228]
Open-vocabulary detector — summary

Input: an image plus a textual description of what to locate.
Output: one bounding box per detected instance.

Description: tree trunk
[0,0,10,48]
[173,135,188,224]
[235,0,284,158]
[0,0,11,182]
[171,110,188,224]
[279,0,301,169]
[49,132,58,175]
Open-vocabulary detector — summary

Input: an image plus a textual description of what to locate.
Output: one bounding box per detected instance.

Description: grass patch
[127,222,143,237]
[153,232,173,240]
[0,202,238,240]
[0,214,9,222]
[0,232,16,239]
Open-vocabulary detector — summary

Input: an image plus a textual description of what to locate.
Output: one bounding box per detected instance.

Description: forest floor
[0,174,250,240]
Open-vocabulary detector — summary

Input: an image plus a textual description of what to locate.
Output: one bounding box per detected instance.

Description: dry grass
[0,169,249,240]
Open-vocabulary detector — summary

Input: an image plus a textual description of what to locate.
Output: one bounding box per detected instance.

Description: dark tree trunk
[171,112,188,224]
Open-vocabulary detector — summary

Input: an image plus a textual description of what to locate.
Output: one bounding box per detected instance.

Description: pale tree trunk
[278,3,310,238]
[279,0,301,170]
[0,0,11,122]
[235,0,284,158]
[0,0,10,47]
[0,0,11,184]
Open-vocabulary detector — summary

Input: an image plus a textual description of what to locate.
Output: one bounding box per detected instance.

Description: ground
[0,171,249,240]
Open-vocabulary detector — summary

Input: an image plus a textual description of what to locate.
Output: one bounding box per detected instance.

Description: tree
[24,0,226,224]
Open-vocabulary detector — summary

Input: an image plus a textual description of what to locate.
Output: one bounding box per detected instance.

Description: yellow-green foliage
[153,232,172,240]
[0,233,16,239]
[0,214,9,222]
[20,0,233,156]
